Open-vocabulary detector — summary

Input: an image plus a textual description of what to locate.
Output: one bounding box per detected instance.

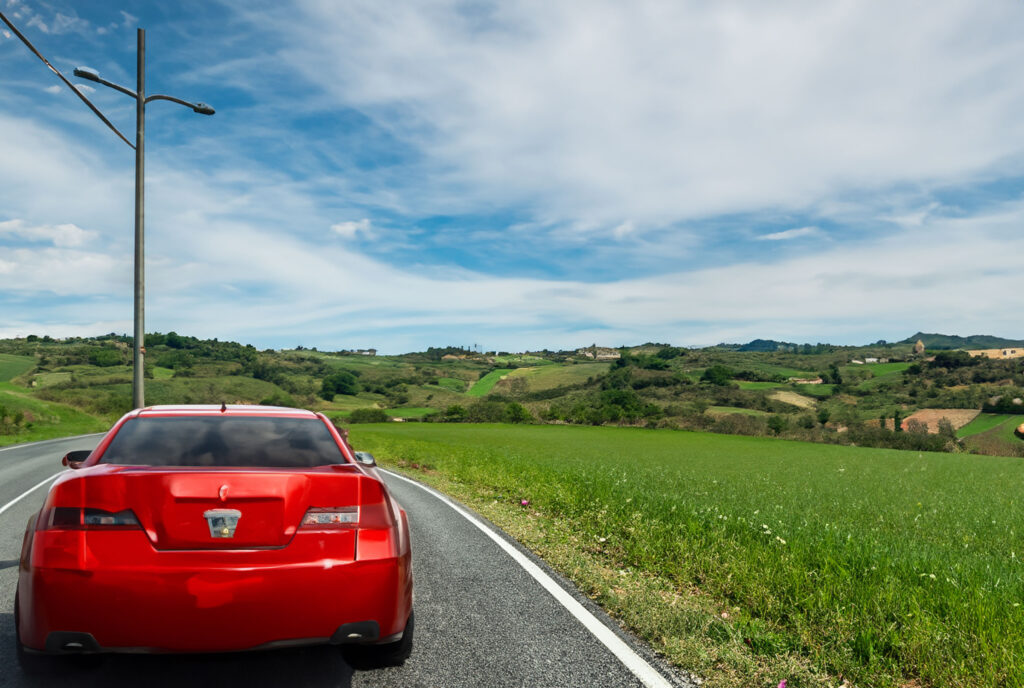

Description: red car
[15,405,413,668]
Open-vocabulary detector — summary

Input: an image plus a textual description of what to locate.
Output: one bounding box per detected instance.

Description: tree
[504,402,532,424]
[701,365,734,386]
[767,415,788,435]
[320,370,360,399]
[817,407,831,426]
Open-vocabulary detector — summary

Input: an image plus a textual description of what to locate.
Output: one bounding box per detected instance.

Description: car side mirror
[354,451,376,467]
[61,450,91,469]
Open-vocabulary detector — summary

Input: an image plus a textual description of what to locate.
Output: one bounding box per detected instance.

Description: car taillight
[40,507,141,530]
[300,507,358,528]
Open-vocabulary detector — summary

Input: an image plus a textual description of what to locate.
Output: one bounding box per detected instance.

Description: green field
[957,413,1013,438]
[353,423,1024,688]
[0,353,34,382]
[736,381,784,390]
[792,383,834,398]
[506,362,610,391]
[467,368,514,396]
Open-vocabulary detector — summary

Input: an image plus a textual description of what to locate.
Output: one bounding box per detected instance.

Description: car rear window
[99,416,347,467]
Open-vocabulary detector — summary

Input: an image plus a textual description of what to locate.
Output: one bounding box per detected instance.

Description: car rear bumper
[18,533,412,653]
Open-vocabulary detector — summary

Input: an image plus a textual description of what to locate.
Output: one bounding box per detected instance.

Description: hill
[899,331,1024,350]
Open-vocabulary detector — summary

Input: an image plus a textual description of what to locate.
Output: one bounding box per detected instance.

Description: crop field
[353,423,1024,687]
[467,368,514,396]
[0,353,34,381]
[966,415,1024,444]
[958,414,1012,438]
[505,362,610,391]
[769,390,816,409]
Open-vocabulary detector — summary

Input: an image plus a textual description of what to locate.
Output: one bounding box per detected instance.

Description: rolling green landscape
[0,331,1023,685]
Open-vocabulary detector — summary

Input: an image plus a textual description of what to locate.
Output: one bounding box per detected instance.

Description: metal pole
[132,28,146,409]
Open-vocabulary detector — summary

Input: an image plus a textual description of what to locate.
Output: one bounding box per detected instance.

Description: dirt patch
[770,391,816,409]
[902,409,980,433]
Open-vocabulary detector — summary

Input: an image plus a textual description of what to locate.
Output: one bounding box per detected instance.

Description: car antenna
[220,402,227,413]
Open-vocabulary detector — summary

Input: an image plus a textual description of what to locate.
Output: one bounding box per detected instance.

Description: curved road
[0,435,693,688]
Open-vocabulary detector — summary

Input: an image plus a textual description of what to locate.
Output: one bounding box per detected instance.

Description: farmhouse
[967,348,1024,360]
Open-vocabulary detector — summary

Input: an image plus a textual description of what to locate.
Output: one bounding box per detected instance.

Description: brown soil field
[902,408,980,433]
[769,390,816,409]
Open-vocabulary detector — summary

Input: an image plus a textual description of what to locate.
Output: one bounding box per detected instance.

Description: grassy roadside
[0,382,108,446]
[351,423,1024,688]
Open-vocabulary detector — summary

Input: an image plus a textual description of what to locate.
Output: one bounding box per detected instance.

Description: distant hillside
[899,332,1024,350]
[737,338,797,352]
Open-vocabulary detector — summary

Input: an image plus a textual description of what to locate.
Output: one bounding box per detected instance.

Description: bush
[348,408,390,423]
[88,348,122,367]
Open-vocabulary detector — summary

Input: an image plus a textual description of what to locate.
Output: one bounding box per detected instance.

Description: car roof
[131,404,319,419]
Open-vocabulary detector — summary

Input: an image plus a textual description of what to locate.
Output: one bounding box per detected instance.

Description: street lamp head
[73,66,100,82]
[192,102,215,115]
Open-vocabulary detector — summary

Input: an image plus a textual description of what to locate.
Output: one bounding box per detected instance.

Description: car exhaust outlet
[45,631,100,654]
[330,620,380,645]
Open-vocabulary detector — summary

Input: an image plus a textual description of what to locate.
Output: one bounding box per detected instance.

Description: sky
[2,0,1024,354]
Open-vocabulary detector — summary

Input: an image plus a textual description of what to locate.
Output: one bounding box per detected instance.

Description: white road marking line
[0,473,61,518]
[0,433,105,453]
[382,468,675,688]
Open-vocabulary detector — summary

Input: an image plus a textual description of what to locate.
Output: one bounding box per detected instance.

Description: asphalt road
[0,435,692,688]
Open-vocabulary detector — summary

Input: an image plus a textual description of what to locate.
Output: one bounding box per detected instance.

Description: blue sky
[2,0,1024,353]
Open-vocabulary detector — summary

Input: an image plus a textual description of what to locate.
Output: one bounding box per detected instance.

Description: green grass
[793,383,834,398]
[864,362,912,376]
[467,369,514,396]
[958,413,1013,438]
[506,363,610,391]
[151,366,176,380]
[33,371,72,387]
[352,423,1024,688]
[0,382,107,446]
[736,381,784,390]
[435,377,467,392]
[0,353,34,382]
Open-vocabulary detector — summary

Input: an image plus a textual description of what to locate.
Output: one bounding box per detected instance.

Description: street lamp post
[74,29,214,409]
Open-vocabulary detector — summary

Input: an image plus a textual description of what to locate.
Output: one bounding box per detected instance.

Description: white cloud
[0,218,97,247]
[331,218,373,240]
[271,0,1024,229]
[757,226,819,241]
[612,220,635,240]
